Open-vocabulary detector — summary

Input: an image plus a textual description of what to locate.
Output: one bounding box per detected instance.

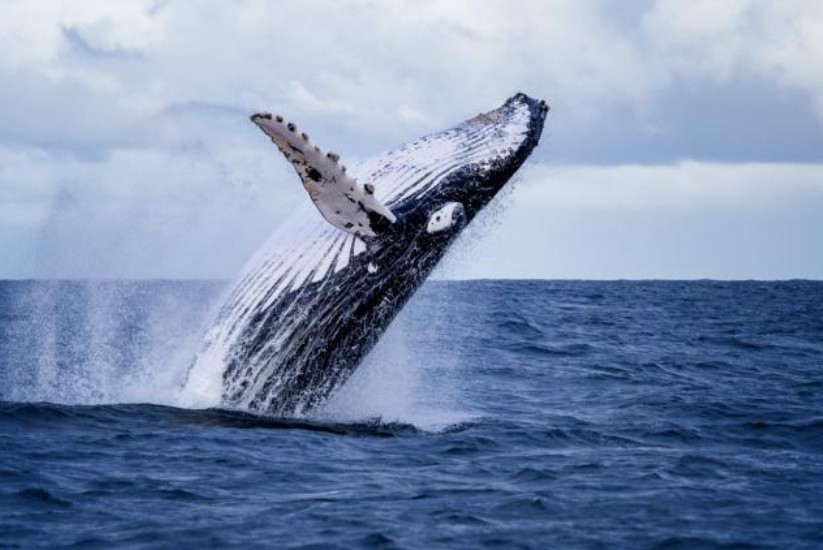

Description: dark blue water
[1,280,822,549]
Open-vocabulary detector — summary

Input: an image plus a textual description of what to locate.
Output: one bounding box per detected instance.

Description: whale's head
[361,93,549,258]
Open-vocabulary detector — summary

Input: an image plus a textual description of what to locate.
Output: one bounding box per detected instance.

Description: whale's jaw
[184,93,548,416]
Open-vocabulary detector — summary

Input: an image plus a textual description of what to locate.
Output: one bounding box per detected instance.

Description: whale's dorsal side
[250,112,396,238]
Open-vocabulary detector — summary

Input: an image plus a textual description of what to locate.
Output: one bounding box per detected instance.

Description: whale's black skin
[188,93,548,415]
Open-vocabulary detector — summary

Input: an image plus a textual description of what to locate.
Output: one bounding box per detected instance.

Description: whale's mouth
[182,93,549,416]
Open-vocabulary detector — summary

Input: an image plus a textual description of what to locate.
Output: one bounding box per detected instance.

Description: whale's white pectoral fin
[250,113,396,238]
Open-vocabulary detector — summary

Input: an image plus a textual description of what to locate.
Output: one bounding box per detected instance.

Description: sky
[1,0,822,280]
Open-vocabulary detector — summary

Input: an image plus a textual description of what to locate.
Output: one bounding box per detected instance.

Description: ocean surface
[1,280,822,549]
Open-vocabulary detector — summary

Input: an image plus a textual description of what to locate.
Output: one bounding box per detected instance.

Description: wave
[0,401,457,438]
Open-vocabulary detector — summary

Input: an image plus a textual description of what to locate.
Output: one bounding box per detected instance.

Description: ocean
[1,280,821,548]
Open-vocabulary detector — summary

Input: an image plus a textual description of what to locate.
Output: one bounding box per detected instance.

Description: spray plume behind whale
[182,93,549,416]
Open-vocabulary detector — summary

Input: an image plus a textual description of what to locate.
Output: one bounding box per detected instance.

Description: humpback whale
[183,93,548,415]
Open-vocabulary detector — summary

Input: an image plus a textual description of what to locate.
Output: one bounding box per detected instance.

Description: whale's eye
[427,202,465,234]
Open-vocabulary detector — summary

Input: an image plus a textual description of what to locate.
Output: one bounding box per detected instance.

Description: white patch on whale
[427,202,465,234]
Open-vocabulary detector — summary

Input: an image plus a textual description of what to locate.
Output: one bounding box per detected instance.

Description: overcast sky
[1,0,822,279]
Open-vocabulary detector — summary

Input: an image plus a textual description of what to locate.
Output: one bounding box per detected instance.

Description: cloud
[1,0,822,156]
[0,1,655,154]
[61,26,145,60]
[0,144,299,279]
[0,1,164,69]
[517,161,823,210]
[445,161,823,280]
[1,1,822,279]
[643,1,823,115]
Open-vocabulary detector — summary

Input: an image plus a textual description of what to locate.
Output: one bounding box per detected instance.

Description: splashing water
[0,280,471,431]
[319,311,476,432]
[0,281,217,407]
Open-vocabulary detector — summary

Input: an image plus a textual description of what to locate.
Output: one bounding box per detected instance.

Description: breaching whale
[183,93,548,415]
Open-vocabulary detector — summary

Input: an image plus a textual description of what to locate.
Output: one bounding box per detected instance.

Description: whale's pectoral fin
[250,113,396,238]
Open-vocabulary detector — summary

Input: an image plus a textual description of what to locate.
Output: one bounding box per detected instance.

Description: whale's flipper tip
[250,112,273,122]
[251,113,396,238]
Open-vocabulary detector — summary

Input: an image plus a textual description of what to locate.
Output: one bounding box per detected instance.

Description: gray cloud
[1,0,822,279]
[450,162,823,280]
[61,25,146,60]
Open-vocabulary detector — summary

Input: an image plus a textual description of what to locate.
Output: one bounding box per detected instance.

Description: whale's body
[184,93,548,415]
